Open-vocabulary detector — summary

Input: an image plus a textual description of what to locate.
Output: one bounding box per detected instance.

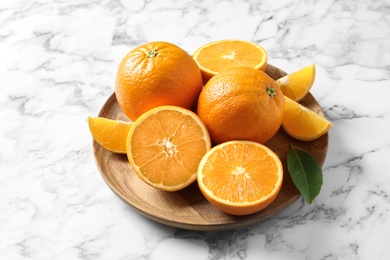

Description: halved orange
[197,141,283,215]
[88,117,131,154]
[282,96,332,141]
[276,64,316,102]
[193,39,268,82]
[127,106,211,191]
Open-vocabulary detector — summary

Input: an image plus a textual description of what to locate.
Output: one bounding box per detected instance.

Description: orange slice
[276,64,316,102]
[88,117,131,154]
[282,96,332,141]
[127,106,211,191]
[193,39,268,82]
[197,141,283,215]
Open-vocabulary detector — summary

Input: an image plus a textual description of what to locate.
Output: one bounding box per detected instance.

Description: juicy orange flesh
[201,143,279,203]
[88,117,131,153]
[283,97,332,138]
[278,64,315,101]
[195,41,265,73]
[130,110,209,187]
[279,75,309,100]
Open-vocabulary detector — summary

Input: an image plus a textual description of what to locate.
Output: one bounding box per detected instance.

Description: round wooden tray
[92,64,329,231]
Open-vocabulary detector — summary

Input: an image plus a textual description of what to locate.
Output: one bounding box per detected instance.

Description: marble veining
[1,0,390,259]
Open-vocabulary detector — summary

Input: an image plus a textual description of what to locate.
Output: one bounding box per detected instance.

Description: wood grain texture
[92,64,329,231]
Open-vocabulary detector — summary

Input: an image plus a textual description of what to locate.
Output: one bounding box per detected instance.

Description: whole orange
[115,41,203,121]
[197,67,284,145]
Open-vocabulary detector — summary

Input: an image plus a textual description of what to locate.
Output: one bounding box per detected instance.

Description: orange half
[88,117,131,154]
[127,106,211,191]
[197,141,283,215]
[193,39,268,82]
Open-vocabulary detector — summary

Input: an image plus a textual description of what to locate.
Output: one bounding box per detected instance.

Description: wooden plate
[92,64,329,231]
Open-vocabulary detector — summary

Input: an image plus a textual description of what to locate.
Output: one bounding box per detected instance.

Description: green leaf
[287,146,323,204]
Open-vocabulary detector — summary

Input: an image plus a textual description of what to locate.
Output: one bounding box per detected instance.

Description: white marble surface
[1,0,389,259]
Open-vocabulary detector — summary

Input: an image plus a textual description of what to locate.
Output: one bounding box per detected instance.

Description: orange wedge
[193,39,268,82]
[197,141,283,215]
[282,96,332,141]
[127,106,211,191]
[276,64,316,102]
[88,117,131,154]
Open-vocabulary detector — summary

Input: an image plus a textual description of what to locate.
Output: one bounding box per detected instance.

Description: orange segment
[276,64,316,102]
[197,141,283,215]
[282,96,332,141]
[127,106,211,191]
[88,117,131,154]
[193,39,268,82]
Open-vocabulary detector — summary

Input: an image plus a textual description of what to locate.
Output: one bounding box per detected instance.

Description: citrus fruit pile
[88,40,332,216]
